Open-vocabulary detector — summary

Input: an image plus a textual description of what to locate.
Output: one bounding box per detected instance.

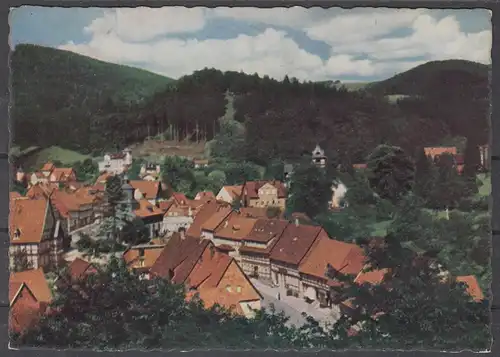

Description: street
[251,278,339,328]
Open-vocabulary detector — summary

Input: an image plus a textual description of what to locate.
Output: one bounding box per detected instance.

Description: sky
[9,6,492,82]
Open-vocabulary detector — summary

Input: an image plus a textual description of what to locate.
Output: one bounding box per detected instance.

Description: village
[9,141,488,336]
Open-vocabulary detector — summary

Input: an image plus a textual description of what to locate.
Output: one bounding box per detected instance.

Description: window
[225,285,232,292]
[236,286,242,293]
[13,228,21,240]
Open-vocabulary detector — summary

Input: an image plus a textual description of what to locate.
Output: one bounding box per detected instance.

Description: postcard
[8,6,492,351]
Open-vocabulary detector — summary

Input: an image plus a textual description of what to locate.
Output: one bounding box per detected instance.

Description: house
[29,162,77,187]
[312,144,327,168]
[123,244,165,278]
[239,219,289,281]
[479,144,490,170]
[456,275,484,302]
[199,206,234,240]
[424,146,458,162]
[50,187,102,233]
[9,268,52,335]
[139,162,161,181]
[129,180,163,205]
[150,233,262,318]
[171,192,189,205]
[185,200,230,238]
[269,221,328,296]
[299,236,366,307]
[211,213,258,261]
[242,181,287,210]
[133,199,165,239]
[193,158,210,169]
[161,199,203,237]
[194,191,216,202]
[26,182,59,199]
[98,148,132,174]
[67,258,99,282]
[216,185,244,204]
[10,196,64,272]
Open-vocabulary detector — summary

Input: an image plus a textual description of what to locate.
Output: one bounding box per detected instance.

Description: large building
[98,148,133,174]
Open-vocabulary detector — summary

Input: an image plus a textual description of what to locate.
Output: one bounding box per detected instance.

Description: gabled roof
[195,191,216,201]
[68,258,98,281]
[244,218,289,244]
[150,233,210,283]
[299,235,366,281]
[456,275,484,301]
[214,215,258,241]
[10,268,53,303]
[129,180,160,200]
[10,197,49,244]
[172,192,188,205]
[95,172,113,184]
[26,183,58,199]
[134,199,164,218]
[51,188,97,218]
[354,268,390,285]
[239,207,269,218]
[244,180,287,199]
[186,201,229,238]
[270,223,323,265]
[50,168,75,182]
[123,245,164,270]
[200,206,233,233]
[41,162,55,172]
[9,282,45,334]
[219,185,244,200]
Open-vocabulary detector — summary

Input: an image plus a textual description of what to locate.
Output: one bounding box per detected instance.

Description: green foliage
[266,206,283,219]
[286,161,333,219]
[119,218,150,246]
[72,158,99,183]
[127,158,146,180]
[15,256,337,350]
[11,180,27,196]
[222,161,262,185]
[427,153,468,209]
[366,145,415,203]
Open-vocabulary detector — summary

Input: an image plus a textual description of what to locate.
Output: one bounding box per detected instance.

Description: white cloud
[326,14,491,64]
[57,7,491,82]
[305,8,426,45]
[84,7,208,42]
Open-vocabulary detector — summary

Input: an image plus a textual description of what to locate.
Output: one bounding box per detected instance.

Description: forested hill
[366,59,490,96]
[11,46,490,163]
[10,44,173,152]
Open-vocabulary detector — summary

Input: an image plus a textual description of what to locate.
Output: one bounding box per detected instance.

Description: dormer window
[225,285,232,293]
[13,228,21,240]
[236,286,242,293]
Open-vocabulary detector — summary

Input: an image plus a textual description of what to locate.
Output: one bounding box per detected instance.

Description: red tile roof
[129,180,160,200]
[245,219,289,244]
[68,258,98,281]
[51,188,97,218]
[9,282,45,334]
[10,192,23,200]
[50,168,76,182]
[134,199,164,218]
[195,191,216,201]
[172,192,188,205]
[41,162,55,172]
[239,207,269,218]
[270,223,324,265]
[219,185,244,200]
[185,201,229,238]
[354,268,390,285]
[424,146,457,159]
[200,206,233,232]
[10,197,49,244]
[457,275,484,301]
[214,214,258,241]
[123,245,164,271]
[26,183,58,199]
[299,235,366,281]
[10,268,53,303]
[244,180,287,199]
[150,233,210,283]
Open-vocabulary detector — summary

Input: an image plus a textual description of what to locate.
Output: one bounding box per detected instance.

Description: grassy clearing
[477,173,491,197]
[22,146,90,171]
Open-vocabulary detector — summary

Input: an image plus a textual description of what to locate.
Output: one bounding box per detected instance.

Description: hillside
[366,60,490,96]
[11,44,173,152]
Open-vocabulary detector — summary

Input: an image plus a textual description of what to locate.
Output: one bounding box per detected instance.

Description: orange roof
[10,192,23,200]
[129,180,160,200]
[123,245,164,270]
[51,188,97,218]
[220,185,244,200]
[10,268,53,303]
[424,147,457,159]
[9,282,45,335]
[186,201,230,238]
[354,268,390,285]
[150,233,210,283]
[172,192,188,205]
[239,207,269,218]
[134,199,164,218]
[68,258,98,281]
[299,234,366,281]
[201,206,233,232]
[41,162,55,172]
[95,172,113,184]
[26,183,58,199]
[186,245,262,314]
[457,275,484,301]
[214,214,257,241]
[50,168,76,182]
[245,219,289,244]
[10,197,49,244]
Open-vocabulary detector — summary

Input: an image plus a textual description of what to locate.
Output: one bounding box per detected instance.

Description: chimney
[295,218,299,227]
